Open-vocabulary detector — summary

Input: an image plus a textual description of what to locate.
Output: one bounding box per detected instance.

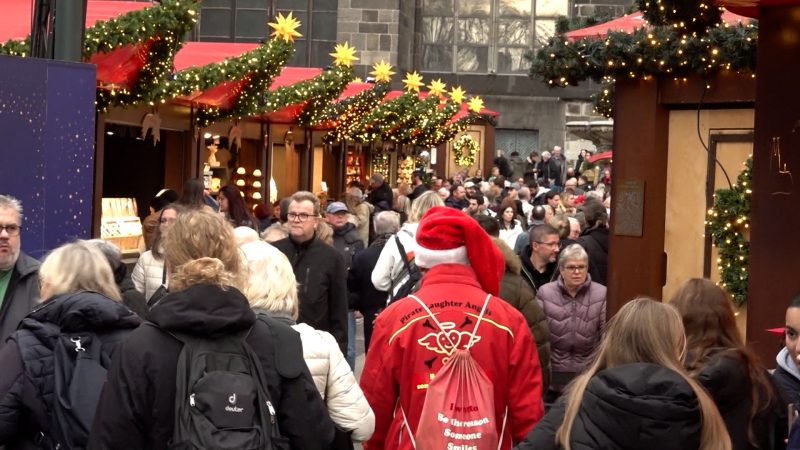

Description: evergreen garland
[322,82,390,143]
[452,134,479,167]
[705,157,752,307]
[637,0,723,33]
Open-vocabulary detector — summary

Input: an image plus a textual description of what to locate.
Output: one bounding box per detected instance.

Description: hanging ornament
[427,79,447,99]
[467,96,484,114]
[228,123,242,150]
[370,60,395,83]
[450,86,466,104]
[268,12,302,42]
[330,42,359,67]
[403,71,424,92]
[141,112,161,146]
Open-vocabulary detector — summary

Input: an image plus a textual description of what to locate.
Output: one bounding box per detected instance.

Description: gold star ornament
[352,77,363,83]
[330,42,359,67]
[427,79,447,98]
[268,12,302,42]
[449,86,466,104]
[370,60,395,83]
[468,96,484,113]
[403,71,424,92]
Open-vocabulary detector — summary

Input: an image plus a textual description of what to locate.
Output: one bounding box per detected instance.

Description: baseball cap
[464,181,476,188]
[326,202,348,214]
[509,183,521,190]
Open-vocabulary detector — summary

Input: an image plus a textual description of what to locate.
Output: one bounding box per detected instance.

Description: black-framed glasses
[563,264,587,273]
[534,240,559,248]
[0,224,21,237]
[287,212,315,222]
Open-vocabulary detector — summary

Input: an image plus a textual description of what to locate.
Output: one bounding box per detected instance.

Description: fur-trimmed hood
[492,237,521,275]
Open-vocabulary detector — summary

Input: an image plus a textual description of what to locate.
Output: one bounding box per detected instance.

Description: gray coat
[0,252,40,346]
[536,275,606,374]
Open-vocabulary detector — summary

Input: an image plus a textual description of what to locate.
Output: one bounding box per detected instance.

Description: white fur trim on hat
[414,244,469,269]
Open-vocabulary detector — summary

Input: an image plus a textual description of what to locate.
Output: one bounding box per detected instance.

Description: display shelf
[346,150,364,186]
[100,198,142,254]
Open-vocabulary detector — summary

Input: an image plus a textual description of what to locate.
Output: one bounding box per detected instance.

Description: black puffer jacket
[693,349,786,450]
[0,291,141,449]
[87,284,334,450]
[0,252,40,347]
[576,227,608,286]
[517,363,703,450]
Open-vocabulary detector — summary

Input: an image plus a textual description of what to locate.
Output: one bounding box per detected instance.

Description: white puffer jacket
[131,250,166,300]
[371,223,419,295]
[292,323,375,442]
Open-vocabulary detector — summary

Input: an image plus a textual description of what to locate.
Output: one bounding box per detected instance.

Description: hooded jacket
[360,264,544,450]
[87,284,334,450]
[517,363,703,450]
[0,252,40,347]
[494,238,552,392]
[536,276,606,375]
[773,347,800,406]
[576,227,609,286]
[332,222,364,270]
[0,291,141,449]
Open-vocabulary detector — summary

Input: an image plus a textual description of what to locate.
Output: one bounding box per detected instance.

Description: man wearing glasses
[273,191,349,355]
[0,195,40,346]
[519,224,560,296]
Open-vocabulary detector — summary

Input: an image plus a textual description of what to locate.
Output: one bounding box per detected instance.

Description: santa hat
[414,206,504,295]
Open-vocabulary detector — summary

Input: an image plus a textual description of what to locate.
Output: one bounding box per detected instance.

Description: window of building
[197,0,338,68]
[496,129,539,156]
[421,0,565,74]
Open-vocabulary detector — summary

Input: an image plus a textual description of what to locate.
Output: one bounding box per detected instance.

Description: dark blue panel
[0,55,96,260]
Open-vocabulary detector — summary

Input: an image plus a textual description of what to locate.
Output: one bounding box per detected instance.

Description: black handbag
[147,265,169,308]
[329,427,354,450]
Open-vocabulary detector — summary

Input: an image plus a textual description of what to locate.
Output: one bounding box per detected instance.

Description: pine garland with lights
[413,99,461,148]
[637,0,723,33]
[529,22,757,88]
[452,134,479,167]
[0,0,198,110]
[705,157,752,307]
[323,82,390,143]
[592,78,616,117]
[294,65,356,128]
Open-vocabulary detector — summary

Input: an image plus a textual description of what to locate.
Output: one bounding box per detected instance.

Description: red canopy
[586,150,613,164]
[173,42,259,71]
[564,10,752,42]
[721,0,799,18]
[0,0,149,42]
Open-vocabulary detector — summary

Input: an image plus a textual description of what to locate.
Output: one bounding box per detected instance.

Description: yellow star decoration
[427,79,447,98]
[403,71,424,92]
[268,12,302,42]
[352,77,363,83]
[468,96,484,113]
[450,86,466,104]
[330,42,359,67]
[370,61,395,83]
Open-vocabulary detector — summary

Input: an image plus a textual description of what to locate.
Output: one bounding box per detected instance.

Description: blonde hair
[408,190,444,223]
[316,221,334,246]
[556,298,731,450]
[163,209,242,291]
[39,240,121,301]
[240,241,298,319]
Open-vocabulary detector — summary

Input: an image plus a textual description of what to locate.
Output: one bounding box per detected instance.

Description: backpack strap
[255,314,305,379]
[399,405,417,449]
[408,293,492,354]
[390,236,414,291]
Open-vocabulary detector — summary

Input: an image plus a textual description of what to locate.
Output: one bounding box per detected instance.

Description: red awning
[564,10,752,42]
[721,0,798,18]
[586,150,613,164]
[0,0,150,42]
[173,42,260,71]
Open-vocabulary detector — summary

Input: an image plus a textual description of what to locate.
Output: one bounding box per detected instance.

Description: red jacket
[360,264,544,450]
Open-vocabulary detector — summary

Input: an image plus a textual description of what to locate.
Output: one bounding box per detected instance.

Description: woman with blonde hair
[345,187,372,247]
[371,190,443,296]
[89,209,334,450]
[517,298,731,450]
[0,241,141,449]
[669,278,786,450]
[241,240,375,445]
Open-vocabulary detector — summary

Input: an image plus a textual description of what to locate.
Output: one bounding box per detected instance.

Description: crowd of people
[0,143,796,449]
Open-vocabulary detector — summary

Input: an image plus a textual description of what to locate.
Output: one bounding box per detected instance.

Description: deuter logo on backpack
[226,393,244,413]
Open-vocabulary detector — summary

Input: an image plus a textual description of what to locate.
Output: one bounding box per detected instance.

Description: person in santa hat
[360,206,544,450]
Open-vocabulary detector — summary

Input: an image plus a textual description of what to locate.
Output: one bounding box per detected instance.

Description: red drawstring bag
[402,294,507,450]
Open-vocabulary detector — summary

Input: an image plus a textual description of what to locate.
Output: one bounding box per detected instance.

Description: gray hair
[240,241,299,320]
[541,151,551,158]
[584,190,603,202]
[374,211,400,235]
[558,243,589,270]
[261,223,289,243]
[518,187,531,200]
[0,195,23,223]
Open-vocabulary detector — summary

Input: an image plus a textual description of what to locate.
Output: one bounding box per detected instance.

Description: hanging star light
[352,77,363,83]
[468,96,484,113]
[330,42,359,67]
[268,12,302,42]
[403,71,424,92]
[449,86,466,104]
[427,79,447,98]
[370,60,395,83]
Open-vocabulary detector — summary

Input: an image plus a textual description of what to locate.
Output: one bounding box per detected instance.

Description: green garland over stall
[705,157,752,307]
[528,20,758,116]
[322,82,390,143]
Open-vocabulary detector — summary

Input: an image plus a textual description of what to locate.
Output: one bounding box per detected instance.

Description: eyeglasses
[287,212,315,222]
[563,265,587,273]
[0,224,21,236]
[534,240,559,248]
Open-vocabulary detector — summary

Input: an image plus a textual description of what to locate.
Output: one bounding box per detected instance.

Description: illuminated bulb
[236,179,245,187]
[237,167,246,175]
[204,132,212,139]
[253,169,262,177]
[252,192,262,200]
[253,181,262,188]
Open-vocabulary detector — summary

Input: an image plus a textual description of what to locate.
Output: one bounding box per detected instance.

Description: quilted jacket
[536,275,606,374]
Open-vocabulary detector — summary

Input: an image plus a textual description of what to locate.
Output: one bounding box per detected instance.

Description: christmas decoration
[637,0,723,33]
[323,81,391,143]
[468,96,485,113]
[452,134,479,167]
[427,79,447,98]
[403,71,424,92]
[330,42,359,67]
[141,112,162,145]
[450,86,466,104]
[370,60,395,83]
[705,156,752,307]
[268,12,303,42]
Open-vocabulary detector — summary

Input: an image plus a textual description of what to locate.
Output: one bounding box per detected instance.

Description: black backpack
[389,236,423,303]
[166,328,288,450]
[48,329,129,450]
